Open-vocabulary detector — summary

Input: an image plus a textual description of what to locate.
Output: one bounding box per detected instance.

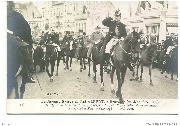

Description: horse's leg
[88,57,91,77]
[140,63,143,82]
[93,62,97,83]
[80,58,83,72]
[34,61,36,73]
[7,74,19,99]
[83,58,86,70]
[50,60,55,82]
[66,56,69,69]
[69,57,72,71]
[56,52,60,76]
[45,60,51,77]
[20,71,28,99]
[136,54,140,80]
[100,63,104,91]
[115,68,124,104]
[62,53,66,69]
[110,66,115,94]
[149,64,153,86]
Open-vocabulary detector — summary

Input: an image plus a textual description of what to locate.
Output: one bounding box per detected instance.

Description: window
[32,12,34,18]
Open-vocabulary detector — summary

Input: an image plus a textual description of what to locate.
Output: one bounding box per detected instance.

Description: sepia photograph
[6,1,178,115]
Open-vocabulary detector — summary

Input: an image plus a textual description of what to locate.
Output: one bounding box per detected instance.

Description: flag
[83,5,87,14]
[140,1,151,10]
[136,1,151,14]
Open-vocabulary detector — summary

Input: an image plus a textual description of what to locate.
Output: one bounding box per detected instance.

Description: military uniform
[102,17,127,44]
[87,31,104,58]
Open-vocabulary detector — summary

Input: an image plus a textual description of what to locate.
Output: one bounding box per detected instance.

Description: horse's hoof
[150,82,154,86]
[116,91,120,98]
[119,98,124,104]
[67,67,69,70]
[93,80,97,83]
[20,93,23,99]
[111,90,115,94]
[83,66,86,70]
[80,69,82,72]
[129,78,134,81]
[100,87,104,91]
[70,68,72,71]
[135,77,139,81]
[88,74,90,77]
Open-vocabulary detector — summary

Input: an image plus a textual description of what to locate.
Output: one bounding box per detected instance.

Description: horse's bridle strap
[118,41,128,54]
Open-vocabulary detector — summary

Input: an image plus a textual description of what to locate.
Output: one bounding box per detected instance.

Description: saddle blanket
[105,38,120,53]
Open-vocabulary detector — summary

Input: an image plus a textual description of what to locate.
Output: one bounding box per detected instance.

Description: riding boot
[127,62,134,71]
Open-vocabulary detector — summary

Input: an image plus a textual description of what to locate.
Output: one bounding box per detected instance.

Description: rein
[114,36,132,61]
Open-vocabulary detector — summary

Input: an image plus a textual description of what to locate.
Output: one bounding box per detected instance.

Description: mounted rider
[102,9,127,52]
[102,9,133,71]
[7,1,35,83]
[87,26,104,58]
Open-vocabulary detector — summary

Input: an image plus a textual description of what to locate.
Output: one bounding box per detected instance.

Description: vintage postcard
[6,1,178,115]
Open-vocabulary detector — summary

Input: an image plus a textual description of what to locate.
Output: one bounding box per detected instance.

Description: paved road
[11,59,178,99]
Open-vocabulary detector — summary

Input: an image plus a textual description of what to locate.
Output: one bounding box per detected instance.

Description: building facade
[14,2,42,31]
[41,1,115,35]
[127,1,178,43]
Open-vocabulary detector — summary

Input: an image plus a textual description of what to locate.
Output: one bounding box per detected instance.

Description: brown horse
[138,43,157,85]
[110,33,133,103]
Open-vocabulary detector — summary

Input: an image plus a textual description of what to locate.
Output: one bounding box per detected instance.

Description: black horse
[78,37,87,72]
[33,44,45,73]
[7,32,29,99]
[65,38,75,71]
[88,37,108,91]
[163,45,178,81]
[45,44,58,82]
[110,33,134,103]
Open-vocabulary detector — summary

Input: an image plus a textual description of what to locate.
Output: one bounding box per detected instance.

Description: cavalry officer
[102,9,133,71]
[7,1,35,83]
[102,9,127,46]
[87,26,104,58]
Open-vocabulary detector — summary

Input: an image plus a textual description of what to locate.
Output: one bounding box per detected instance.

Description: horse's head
[122,33,134,52]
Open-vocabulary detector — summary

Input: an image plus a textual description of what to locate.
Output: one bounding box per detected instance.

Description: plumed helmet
[65,31,70,35]
[115,9,121,17]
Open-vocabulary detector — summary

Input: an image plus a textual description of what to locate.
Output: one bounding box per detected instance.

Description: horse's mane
[124,33,133,42]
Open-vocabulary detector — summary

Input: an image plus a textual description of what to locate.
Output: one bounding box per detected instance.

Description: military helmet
[115,9,121,17]
[65,31,70,35]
